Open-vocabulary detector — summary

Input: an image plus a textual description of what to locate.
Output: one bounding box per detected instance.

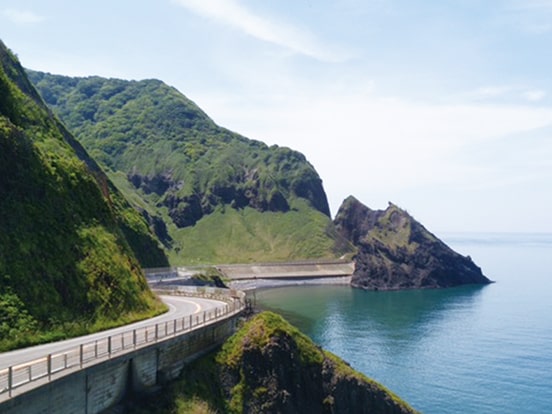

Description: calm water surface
[255,234,552,413]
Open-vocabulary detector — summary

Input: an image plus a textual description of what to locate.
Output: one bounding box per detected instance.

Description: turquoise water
[255,234,552,413]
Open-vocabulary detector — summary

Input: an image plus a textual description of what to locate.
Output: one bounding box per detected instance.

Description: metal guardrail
[0,287,245,400]
[153,286,246,301]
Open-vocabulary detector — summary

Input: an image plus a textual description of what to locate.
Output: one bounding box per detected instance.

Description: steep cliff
[27,70,352,264]
[334,196,491,290]
[0,40,165,350]
[135,312,419,414]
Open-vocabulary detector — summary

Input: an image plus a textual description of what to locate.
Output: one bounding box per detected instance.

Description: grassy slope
[167,200,347,265]
[0,41,165,351]
[27,71,354,265]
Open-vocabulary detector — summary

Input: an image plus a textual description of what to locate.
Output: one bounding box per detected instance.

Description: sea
[255,233,552,414]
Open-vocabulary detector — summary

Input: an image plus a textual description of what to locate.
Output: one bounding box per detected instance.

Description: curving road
[0,295,226,371]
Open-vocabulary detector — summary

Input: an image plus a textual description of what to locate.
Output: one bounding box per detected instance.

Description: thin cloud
[465,85,547,103]
[473,86,514,99]
[2,8,45,24]
[522,89,547,102]
[171,0,349,62]
[197,84,552,216]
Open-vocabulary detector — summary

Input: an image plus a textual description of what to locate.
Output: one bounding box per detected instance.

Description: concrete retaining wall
[219,261,355,280]
[0,316,239,414]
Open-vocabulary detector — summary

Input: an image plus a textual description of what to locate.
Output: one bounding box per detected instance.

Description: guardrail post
[80,344,84,368]
[108,336,112,357]
[8,366,12,398]
[133,329,137,348]
[174,319,177,334]
[189,315,192,329]
[47,353,52,381]
[155,324,159,341]
[203,312,206,324]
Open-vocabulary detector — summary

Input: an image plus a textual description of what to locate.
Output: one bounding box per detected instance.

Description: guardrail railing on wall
[0,287,245,400]
[152,286,246,302]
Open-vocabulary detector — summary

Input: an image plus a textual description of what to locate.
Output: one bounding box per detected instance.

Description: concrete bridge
[0,260,352,413]
[0,286,245,414]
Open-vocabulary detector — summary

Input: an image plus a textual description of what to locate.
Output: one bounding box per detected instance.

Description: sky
[1,0,552,233]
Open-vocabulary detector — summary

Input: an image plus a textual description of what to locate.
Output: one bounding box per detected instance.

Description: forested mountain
[28,71,353,264]
[0,41,166,350]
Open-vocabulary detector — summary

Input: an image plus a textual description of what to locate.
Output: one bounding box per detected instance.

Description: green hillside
[0,41,166,351]
[28,71,353,264]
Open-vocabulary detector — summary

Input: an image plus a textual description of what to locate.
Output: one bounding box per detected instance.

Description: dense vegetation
[133,312,418,414]
[28,71,353,264]
[0,41,166,351]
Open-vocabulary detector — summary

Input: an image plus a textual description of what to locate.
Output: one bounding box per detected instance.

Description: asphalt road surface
[0,295,226,370]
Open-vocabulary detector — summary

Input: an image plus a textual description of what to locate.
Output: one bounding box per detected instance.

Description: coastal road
[0,295,226,370]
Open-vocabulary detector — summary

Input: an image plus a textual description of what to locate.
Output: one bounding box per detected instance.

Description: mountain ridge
[27,70,352,264]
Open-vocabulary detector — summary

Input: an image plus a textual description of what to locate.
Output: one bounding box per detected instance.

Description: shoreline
[228,275,352,292]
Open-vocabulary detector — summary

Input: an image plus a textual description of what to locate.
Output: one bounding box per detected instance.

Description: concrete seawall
[218,261,355,280]
[0,314,240,414]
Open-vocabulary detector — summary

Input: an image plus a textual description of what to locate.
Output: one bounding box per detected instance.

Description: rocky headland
[334,196,492,290]
[135,311,419,414]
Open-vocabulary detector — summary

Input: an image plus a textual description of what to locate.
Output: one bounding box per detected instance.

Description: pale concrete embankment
[217,260,355,290]
[218,260,354,280]
[145,261,355,291]
[229,275,353,291]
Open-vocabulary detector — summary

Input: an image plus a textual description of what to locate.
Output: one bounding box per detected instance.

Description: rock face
[216,312,418,414]
[334,196,492,290]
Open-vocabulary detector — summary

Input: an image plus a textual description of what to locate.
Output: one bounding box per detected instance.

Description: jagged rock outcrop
[216,312,418,414]
[334,196,492,290]
[135,312,419,413]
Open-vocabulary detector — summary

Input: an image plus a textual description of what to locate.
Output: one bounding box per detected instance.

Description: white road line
[166,296,202,314]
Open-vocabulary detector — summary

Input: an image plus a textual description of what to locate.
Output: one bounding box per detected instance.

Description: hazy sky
[2,0,552,233]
